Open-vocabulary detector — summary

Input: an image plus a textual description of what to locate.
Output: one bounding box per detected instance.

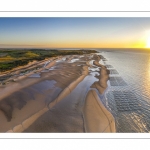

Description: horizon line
[1,47,150,49]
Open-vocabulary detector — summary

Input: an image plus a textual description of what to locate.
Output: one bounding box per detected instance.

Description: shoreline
[0,53,116,133]
[83,90,116,132]
[83,55,115,132]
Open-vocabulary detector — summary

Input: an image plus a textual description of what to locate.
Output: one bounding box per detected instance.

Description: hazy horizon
[1,17,150,49]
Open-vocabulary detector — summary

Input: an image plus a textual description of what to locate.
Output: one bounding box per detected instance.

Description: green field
[0,49,96,72]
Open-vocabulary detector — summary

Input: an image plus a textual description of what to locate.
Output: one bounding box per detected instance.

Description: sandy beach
[0,53,116,132]
[83,90,115,132]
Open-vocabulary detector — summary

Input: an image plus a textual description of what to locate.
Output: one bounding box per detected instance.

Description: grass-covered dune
[0,49,97,72]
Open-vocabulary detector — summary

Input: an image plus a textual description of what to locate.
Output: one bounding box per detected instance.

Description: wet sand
[83,90,115,132]
[91,60,110,94]
[0,53,116,132]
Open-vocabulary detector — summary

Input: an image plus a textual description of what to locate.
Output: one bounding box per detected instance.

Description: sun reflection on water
[142,56,150,99]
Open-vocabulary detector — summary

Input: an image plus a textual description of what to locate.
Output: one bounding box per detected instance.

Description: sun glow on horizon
[146,36,150,48]
[1,18,150,49]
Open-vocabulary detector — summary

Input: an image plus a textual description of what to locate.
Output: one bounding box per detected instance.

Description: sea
[97,49,150,132]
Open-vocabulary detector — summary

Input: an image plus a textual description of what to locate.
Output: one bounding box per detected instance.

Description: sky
[1,17,150,48]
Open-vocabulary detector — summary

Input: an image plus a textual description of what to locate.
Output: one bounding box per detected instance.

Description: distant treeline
[0,49,96,72]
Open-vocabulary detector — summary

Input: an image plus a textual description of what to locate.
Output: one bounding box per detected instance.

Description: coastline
[0,53,116,133]
[83,55,115,132]
[83,90,116,132]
